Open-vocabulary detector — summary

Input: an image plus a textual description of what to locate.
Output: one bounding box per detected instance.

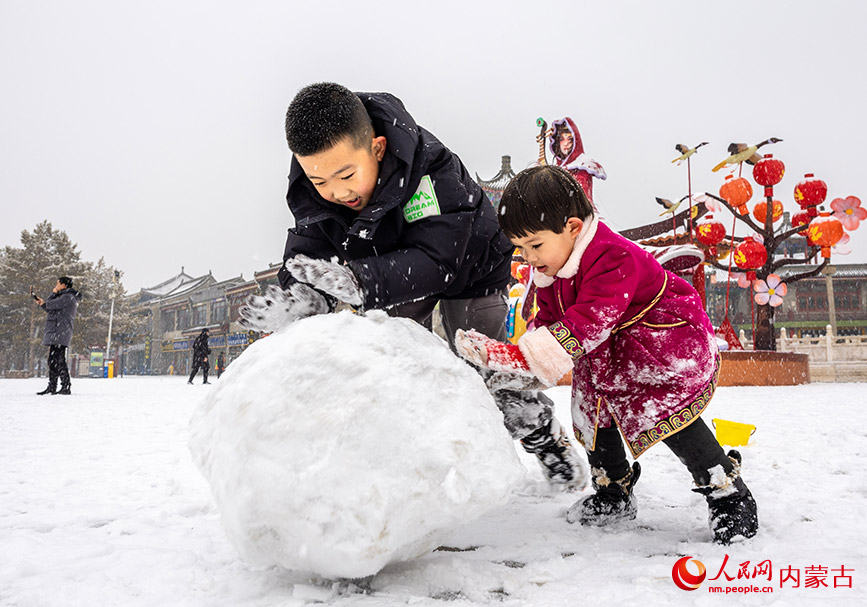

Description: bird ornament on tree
[655,196,683,217]
[672,142,709,165]
[712,137,783,173]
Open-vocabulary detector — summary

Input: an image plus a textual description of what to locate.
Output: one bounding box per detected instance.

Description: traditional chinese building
[475,155,516,209]
[126,269,248,375]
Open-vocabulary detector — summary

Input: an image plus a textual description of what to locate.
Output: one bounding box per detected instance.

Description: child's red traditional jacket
[518,216,719,458]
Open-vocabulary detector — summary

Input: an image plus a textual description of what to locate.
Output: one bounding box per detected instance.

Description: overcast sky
[2,0,865,292]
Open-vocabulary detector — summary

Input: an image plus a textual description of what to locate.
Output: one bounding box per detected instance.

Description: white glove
[283,254,364,307]
[239,283,329,332]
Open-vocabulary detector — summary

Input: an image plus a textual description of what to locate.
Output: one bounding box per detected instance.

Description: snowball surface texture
[189,311,524,579]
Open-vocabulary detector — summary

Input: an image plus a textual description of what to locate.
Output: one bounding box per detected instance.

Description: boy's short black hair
[284,82,374,156]
[498,165,594,239]
[58,276,73,289]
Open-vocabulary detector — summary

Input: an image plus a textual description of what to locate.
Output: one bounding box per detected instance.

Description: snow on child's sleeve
[557,248,641,357]
[188,311,524,579]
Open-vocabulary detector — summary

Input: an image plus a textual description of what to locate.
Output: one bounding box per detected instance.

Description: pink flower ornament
[833,231,851,256]
[830,196,866,231]
[753,274,787,307]
[732,272,752,289]
[695,193,723,212]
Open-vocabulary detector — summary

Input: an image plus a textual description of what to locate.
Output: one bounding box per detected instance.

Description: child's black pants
[588,417,733,485]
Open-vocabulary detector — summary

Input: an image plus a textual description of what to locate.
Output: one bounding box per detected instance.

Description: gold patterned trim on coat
[623,352,721,458]
[548,320,585,358]
[612,273,668,335]
[639,320,688,329]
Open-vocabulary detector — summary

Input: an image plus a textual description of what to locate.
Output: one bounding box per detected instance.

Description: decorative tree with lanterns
[692,151,864,351]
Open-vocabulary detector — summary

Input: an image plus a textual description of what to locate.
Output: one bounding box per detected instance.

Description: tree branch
[704,258,732,273]
[704,193,764,233]
[776,224,810,242]
[780,259,829,285]
[771,249,819,272]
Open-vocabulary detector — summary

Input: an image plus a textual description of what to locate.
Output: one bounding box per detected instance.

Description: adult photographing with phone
[32,277,82,395]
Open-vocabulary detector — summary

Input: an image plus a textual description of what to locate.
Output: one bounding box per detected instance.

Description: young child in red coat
[457,165,758,544]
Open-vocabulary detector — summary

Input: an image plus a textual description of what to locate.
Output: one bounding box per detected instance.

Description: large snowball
[189,310,524,579]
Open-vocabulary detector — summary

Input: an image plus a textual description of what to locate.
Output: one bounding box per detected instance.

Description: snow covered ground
[2,376,866,606]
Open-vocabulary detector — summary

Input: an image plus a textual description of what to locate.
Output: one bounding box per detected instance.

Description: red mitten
[455,329,532,375]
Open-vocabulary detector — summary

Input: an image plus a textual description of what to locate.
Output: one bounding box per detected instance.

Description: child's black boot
[693,450,758,544]
[520,419,588,491]
[566,461,641,525]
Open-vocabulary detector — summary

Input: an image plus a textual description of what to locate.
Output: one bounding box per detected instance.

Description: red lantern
[733,237,767,275]
[719,175,753,215]
[806,212,844,258]
[791,211,812,238]
[695,214,726,257]
[752,199,784,223]
[794,173,827,213]
[753,154,785,187]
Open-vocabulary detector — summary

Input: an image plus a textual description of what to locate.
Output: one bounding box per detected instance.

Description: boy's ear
[371,135,387,161]
[566,217,584,237]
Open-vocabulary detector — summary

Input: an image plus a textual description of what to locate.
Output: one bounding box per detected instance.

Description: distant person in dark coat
[188,328,211,384]
[33,276,82,395]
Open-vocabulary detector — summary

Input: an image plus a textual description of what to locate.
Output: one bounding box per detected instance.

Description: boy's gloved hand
[239,283,329,332]
[283,254,364,307]
[455,329,533,375]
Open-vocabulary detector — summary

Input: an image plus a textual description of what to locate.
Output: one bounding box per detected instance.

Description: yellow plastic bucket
[712,418,756,447]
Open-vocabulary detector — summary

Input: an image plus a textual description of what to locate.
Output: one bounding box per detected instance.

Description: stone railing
[4,370,32,379]
[776,326,867,382]
[778,326,867,362]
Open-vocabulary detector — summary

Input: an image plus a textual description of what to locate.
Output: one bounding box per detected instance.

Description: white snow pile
[189,310,525,579]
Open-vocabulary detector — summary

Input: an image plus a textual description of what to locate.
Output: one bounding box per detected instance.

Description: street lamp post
[105,271,119,376]
[822,264,837,337]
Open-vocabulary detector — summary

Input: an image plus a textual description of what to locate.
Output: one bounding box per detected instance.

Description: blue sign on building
[227,332,251,346]
[208,335,226,348]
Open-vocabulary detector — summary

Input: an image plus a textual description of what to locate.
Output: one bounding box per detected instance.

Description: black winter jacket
[279,92,512,309]
[40,288,82,347]
[191,332,211,363]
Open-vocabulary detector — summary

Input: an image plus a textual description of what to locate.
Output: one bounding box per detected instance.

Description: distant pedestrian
[33,276,82,395]
[215,352,226,379]
[188,328,211,384]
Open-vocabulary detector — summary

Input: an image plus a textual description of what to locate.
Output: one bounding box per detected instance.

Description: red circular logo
[672,556,706,591]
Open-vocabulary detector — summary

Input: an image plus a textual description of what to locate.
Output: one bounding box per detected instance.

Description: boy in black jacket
[242,82,586,490]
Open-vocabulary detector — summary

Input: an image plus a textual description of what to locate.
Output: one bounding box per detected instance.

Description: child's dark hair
[58,276,73,289]
[498,165,594,238]
[284,82,374,156]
